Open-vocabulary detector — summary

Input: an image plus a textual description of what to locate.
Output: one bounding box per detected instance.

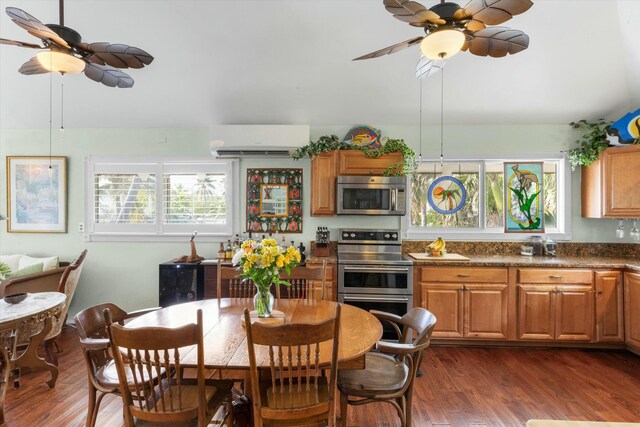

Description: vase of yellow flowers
[232,238,301,317]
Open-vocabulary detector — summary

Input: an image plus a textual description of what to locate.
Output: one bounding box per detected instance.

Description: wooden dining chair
[217,260,256,300]
[337,307,437,427]
[105,308,234,427]
[244,303,341,427]
[277,260,327,301]
[74,303,161,427]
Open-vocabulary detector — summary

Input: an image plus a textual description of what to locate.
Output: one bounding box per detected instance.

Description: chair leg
[43,339,58,367]
[86,385,97,427]
[339,391,348,427]
[405,388,414,427]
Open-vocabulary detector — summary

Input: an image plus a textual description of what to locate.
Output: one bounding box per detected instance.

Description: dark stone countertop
[409,254,640,271]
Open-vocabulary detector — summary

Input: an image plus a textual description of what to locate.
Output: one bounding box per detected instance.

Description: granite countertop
[409,254,640,271]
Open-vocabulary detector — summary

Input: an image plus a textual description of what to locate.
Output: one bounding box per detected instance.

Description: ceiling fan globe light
[420,29,465,60]
[36,51,85,74]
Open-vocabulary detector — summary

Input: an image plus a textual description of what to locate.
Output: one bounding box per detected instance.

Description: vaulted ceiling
[0,0,638,129]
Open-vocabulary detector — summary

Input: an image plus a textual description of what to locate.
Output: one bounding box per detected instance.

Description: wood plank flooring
[4,327,640,426]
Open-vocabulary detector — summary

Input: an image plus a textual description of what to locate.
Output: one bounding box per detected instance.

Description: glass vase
[253,286,274,318]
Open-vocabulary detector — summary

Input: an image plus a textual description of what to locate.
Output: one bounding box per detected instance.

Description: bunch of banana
[426,237,446,256]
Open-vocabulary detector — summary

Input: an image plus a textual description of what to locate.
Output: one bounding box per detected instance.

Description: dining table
[126,298,383,371]
[0,292,66,426]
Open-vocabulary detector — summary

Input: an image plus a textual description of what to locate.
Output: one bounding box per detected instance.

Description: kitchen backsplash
[402,241,640,258]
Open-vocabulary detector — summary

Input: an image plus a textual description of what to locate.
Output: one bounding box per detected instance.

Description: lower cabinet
[595,270,624,342]
[420,267,508,340]
[624,271,640,352]
[517,269,594,342]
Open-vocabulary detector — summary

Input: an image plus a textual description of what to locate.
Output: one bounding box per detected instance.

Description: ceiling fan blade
[383,0,446,27]
[465,19,487,32]
[0,37,43,49]
[81,42,154,69]
[415,56,445,79]
[18,57,50,75]
[455,0,533,25]
[354,36,423,60]
[5,7,70,48]
[467,27,529,57]
[84,62,134,88]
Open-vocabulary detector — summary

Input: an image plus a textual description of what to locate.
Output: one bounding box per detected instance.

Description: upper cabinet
[310,150,403,216]
[337,151,403,176]
[582,145,640,218]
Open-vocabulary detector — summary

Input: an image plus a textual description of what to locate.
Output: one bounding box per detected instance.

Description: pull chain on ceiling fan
[355,0,533,78]
[0,0,154,87]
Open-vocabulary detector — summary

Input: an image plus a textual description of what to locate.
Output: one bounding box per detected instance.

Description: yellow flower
[261,253,274,267]
[247,253,260,264]
[276,255,285,268]
[243,262,251,272]
[283,254,292,265]
[241,240,255,249]
[262,238,277,247]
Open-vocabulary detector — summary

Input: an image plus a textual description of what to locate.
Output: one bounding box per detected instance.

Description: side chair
[74,303,160,427]
[337,307,437,427]
[244,303,341,427]
[277,260,327,301]
[106,308,234,427]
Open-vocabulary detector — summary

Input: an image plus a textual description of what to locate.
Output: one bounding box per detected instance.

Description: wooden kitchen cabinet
[420,267,508,340]
[624,271,640,353]
[311,151,338,216]
[517,269,594,341]
[582,144,640,218]
[337,151,403,176]
[595,270,624,342]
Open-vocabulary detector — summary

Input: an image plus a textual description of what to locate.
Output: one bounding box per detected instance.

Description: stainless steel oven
[337,229,413,339]
[336,176,406,216]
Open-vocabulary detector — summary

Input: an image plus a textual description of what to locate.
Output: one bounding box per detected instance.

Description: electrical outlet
[78,223,84,233]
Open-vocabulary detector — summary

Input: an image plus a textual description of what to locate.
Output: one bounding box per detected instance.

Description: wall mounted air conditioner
[209,125,309,158]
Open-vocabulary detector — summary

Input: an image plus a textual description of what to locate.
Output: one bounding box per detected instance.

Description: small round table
[0,292,66,425]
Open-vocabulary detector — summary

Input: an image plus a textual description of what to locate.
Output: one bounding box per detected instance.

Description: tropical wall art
[6,156,67,233]
[246,168,302,233]
[427,176,467,215]
[606,107,640,146]
[342,125,382,150]
[504,162,544,233]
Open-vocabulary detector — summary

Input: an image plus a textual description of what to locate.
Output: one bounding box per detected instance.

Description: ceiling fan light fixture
[420,29,465,60]
[36,51,85,74]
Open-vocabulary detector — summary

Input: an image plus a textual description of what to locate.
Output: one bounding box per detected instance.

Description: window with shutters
[85,157,238,241]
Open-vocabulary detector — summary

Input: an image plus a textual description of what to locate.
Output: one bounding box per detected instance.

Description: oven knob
[391,234,397,239]
[350,233,356,238]
[342,233,349,239]
[384,234,390,238]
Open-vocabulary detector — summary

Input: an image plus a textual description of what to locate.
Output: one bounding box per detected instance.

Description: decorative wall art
[427,176,467,215]
[6,156,67,233]
[606,107,640,146]
[246,168,302,233]
[343,125,382,150]
[504,162,544,233]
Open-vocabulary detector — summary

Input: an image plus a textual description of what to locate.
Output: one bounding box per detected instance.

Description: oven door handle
[342,295,410,303]
[342,266,410,273]
[391,188,397,211]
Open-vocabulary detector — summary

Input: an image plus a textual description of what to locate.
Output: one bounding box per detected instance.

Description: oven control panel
[339,229,400,244]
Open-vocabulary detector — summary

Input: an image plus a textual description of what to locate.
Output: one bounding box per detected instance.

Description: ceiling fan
[0,0,153,88]
[355,0,533,78]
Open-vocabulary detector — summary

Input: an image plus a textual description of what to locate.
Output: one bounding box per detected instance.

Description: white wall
[0,124,635,317]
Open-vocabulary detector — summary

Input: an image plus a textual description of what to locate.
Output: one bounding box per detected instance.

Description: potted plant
[291,135,416,176]
[566,119,612,171]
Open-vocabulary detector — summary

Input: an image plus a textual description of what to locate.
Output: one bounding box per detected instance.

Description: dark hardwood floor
[4,327,640,426]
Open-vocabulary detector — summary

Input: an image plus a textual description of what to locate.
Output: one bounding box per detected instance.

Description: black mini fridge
[158,262,204,307]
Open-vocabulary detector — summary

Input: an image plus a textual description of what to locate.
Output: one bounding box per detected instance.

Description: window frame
[402,153,571,241]
[85,156,239,242]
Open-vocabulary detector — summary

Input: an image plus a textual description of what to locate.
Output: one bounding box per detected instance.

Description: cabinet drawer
[419,267,507,283]
[518,269,592,284]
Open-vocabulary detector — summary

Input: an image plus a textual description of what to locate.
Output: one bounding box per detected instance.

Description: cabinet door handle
[549,275,562,279]
[462,286,468,291]
[596,291,603,297]
[457,274,471,278]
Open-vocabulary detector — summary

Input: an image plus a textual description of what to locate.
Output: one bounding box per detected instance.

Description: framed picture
[504,162,544,233]
[6,156,67,233]
[247,168,302,233]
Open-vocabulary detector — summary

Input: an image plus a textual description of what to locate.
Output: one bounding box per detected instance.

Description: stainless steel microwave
[336,176,406,215]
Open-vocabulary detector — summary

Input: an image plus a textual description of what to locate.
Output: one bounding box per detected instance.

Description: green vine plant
[291,135,416,177]
[566,119,612,171]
